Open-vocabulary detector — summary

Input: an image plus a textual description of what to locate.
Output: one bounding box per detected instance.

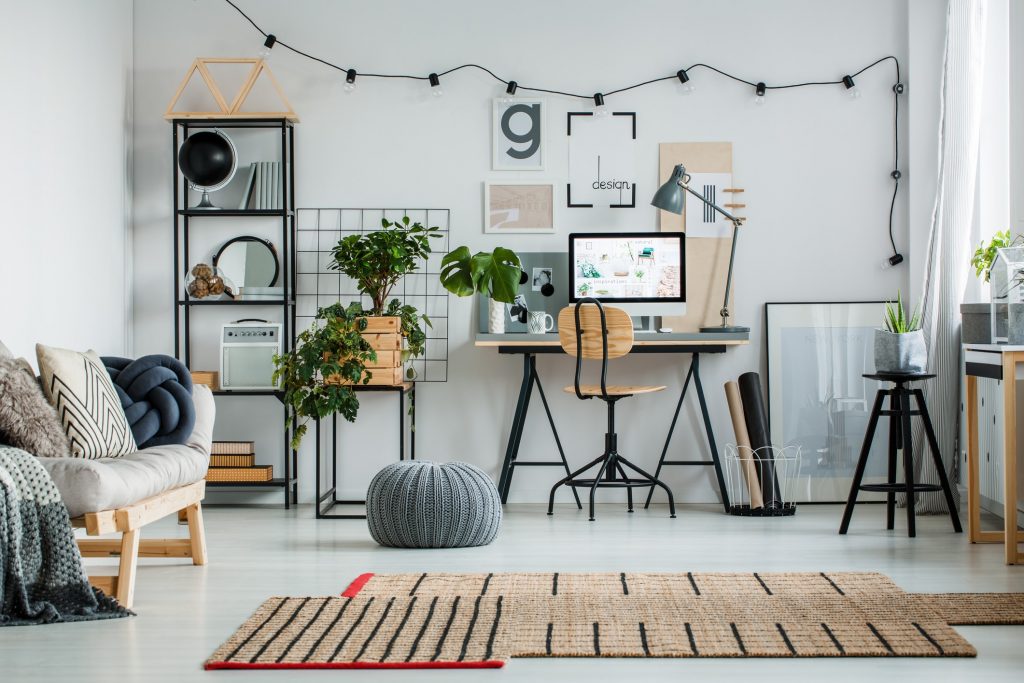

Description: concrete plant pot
[874,329,927,374]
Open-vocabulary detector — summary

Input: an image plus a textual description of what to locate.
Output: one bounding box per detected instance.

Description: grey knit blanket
[0,446,131,625]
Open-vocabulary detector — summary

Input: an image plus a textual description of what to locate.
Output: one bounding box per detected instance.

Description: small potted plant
[440,245,522,333]
[874,292,926,374]
[965,230,1022,343]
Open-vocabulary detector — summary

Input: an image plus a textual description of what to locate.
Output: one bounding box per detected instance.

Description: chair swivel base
[548,445,676,521]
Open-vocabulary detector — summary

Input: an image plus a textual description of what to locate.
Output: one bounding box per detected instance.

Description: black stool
[839,373,962,537]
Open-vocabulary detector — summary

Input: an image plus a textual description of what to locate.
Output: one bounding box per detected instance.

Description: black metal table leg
[886,390,898,530]
[644,359,694,509]
[692,354,730,512]
[410,383,416,460]
[839,389,886,534]
[900,387,916,537]
[498,354,534,503]
[398,385,405,461]
[533,362,582,509]
[914,388,963,532]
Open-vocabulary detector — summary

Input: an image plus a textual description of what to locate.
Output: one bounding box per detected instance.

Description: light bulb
[432,86,445,98]
[848,86,862,99]
[258,34,276,60]
[344,69,356,94]
[343,82,356,94]
[880,253,905,270]
[753,82,766,105]
[682,82,696,94]
[753,95,766,106]
[428,73,443,97]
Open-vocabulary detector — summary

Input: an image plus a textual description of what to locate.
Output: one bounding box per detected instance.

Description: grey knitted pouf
[366,461,502,549]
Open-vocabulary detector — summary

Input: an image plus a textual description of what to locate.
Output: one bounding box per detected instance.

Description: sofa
[37,384,214,608]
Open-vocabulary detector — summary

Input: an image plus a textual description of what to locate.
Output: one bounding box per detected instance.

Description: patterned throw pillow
[35,344,136,459]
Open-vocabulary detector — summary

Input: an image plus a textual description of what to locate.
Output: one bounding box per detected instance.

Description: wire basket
[724,444,800,517]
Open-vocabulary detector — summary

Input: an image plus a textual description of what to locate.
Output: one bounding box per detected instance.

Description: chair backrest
[558,302,634,359]
[558,300,633,400]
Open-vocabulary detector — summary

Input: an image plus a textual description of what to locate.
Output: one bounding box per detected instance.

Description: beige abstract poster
[484,182,555,233]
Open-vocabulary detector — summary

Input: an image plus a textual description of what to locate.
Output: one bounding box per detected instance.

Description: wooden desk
[963,344,1023,564]
[476,332,749,512]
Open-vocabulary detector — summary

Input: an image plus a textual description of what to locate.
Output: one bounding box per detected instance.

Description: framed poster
[484,181,556,233]
[765,301,888,503]
[567,112,637,208]
[492,98,544,170]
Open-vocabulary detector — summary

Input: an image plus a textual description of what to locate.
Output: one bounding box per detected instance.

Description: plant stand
[314,383,416,519]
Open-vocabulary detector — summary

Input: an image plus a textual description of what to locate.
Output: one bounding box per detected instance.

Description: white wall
[132,0,930,504]
[0,0,133,362]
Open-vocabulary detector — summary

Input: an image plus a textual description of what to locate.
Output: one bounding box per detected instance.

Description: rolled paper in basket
[738,371,783,510]
[724,381,764,509]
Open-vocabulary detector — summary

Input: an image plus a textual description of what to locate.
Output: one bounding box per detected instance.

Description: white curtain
[915,0,988,512]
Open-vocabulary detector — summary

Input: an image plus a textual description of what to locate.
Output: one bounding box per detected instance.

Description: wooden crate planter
[325,316,405,386]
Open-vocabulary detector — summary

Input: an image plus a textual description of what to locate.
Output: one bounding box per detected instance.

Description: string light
[842,75,861,99]
[754,81,767,105]
[224,0,904,267]
[258,33,276,59]
[427,72,444,97]
[343,68,357,93]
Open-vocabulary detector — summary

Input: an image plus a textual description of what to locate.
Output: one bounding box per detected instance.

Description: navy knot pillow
[102,355,195,449]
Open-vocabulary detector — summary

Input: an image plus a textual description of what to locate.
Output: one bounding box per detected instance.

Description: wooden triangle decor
[165,58,298,121]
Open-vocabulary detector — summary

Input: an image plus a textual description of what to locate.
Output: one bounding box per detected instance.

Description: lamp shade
[651,164,687,214]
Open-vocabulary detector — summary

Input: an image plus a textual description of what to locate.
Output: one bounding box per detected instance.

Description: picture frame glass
[492,98,544,170]
[765,301,889,503]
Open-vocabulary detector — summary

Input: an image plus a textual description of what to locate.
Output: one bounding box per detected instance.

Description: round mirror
[213,236,279,290]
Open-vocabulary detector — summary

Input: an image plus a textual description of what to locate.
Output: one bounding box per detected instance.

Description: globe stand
[191,188,221,211]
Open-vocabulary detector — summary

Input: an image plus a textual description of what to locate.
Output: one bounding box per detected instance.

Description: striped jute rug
[205,572,1024,669]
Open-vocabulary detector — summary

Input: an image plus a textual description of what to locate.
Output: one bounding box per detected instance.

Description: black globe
[178,131,235,188]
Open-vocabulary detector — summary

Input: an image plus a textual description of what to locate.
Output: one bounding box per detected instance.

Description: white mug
[527,311,555,334]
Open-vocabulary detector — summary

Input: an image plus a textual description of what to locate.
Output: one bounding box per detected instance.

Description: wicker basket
[210,454,255,468]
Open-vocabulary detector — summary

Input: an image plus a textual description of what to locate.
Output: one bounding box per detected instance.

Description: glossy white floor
[2,502,1023,682]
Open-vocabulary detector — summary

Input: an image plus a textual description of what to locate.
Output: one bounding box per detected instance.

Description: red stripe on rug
[204,660,506,670]
[341,573,375,598]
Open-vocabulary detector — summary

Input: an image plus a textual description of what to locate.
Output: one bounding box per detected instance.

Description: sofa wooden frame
[71,480,207,608]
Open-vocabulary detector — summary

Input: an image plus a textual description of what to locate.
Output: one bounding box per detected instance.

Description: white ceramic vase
[487,298,505,334]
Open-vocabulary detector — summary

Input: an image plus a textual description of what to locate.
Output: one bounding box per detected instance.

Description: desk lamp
[651,164,749,333]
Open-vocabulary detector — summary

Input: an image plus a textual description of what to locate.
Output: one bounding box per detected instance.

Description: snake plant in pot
[874,292,926,374]
[439,245,523,332]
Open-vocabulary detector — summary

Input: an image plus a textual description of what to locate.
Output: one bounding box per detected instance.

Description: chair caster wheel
[670,515,677,519]
[628,509,634,513]
[547,512,553,516]
[589,518,595,522]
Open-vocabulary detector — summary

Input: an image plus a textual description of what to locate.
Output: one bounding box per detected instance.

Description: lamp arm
[679,180,744,328]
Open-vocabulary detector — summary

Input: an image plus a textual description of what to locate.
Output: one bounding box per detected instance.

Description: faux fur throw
[0,446,131,626]
[0,359,70,458]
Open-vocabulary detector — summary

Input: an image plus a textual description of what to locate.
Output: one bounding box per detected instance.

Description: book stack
[237,162,285,210]
[206,441,273,482]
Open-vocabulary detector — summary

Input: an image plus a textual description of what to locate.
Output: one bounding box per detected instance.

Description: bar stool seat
[838,372,962,537]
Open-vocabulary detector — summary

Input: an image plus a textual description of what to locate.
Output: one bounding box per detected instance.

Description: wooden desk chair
[547,299,676,521]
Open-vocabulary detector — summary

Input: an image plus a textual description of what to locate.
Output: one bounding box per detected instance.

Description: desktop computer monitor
[568,232,686,318]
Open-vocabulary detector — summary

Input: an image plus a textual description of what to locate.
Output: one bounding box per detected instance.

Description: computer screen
[568,232,685,316]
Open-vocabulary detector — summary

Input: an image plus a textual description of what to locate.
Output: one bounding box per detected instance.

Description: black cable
[222,0,904,263]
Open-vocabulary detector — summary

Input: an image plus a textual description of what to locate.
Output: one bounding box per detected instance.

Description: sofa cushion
[36,344,136,459]
[37,385,214,518]
[0,357,71,458]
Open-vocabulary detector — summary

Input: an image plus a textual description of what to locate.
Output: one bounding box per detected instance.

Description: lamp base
[700,324,750,334]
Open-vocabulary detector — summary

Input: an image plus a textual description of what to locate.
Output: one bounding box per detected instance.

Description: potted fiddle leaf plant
[874,291,926,374]
[439,245,522,333]
[329,216,438,382]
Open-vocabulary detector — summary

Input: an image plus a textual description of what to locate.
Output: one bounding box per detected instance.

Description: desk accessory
[527,311,554,334]
[652,163,747,333]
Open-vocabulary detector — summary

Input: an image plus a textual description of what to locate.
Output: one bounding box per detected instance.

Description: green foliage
[634,269,645,280]
[272,302,375,449]
[579,261,602,278]
[382,297,430,363]
[971,229,1019,282]
[439,245,522,304]
[330,216,439,314]
[883,291,922,334]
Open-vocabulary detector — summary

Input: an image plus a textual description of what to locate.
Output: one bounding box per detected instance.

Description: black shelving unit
[172,117,297,508]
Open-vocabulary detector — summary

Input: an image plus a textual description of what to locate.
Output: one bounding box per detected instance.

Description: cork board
[658,142,735,332]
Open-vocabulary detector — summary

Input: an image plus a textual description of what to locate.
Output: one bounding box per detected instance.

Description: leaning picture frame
[483,181,556,233]
[764,301,889,503]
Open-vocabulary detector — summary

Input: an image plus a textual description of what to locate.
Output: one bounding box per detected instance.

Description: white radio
[220,321,282,390]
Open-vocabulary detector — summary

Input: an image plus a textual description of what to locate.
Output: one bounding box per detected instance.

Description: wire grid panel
[295,208,450,382]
